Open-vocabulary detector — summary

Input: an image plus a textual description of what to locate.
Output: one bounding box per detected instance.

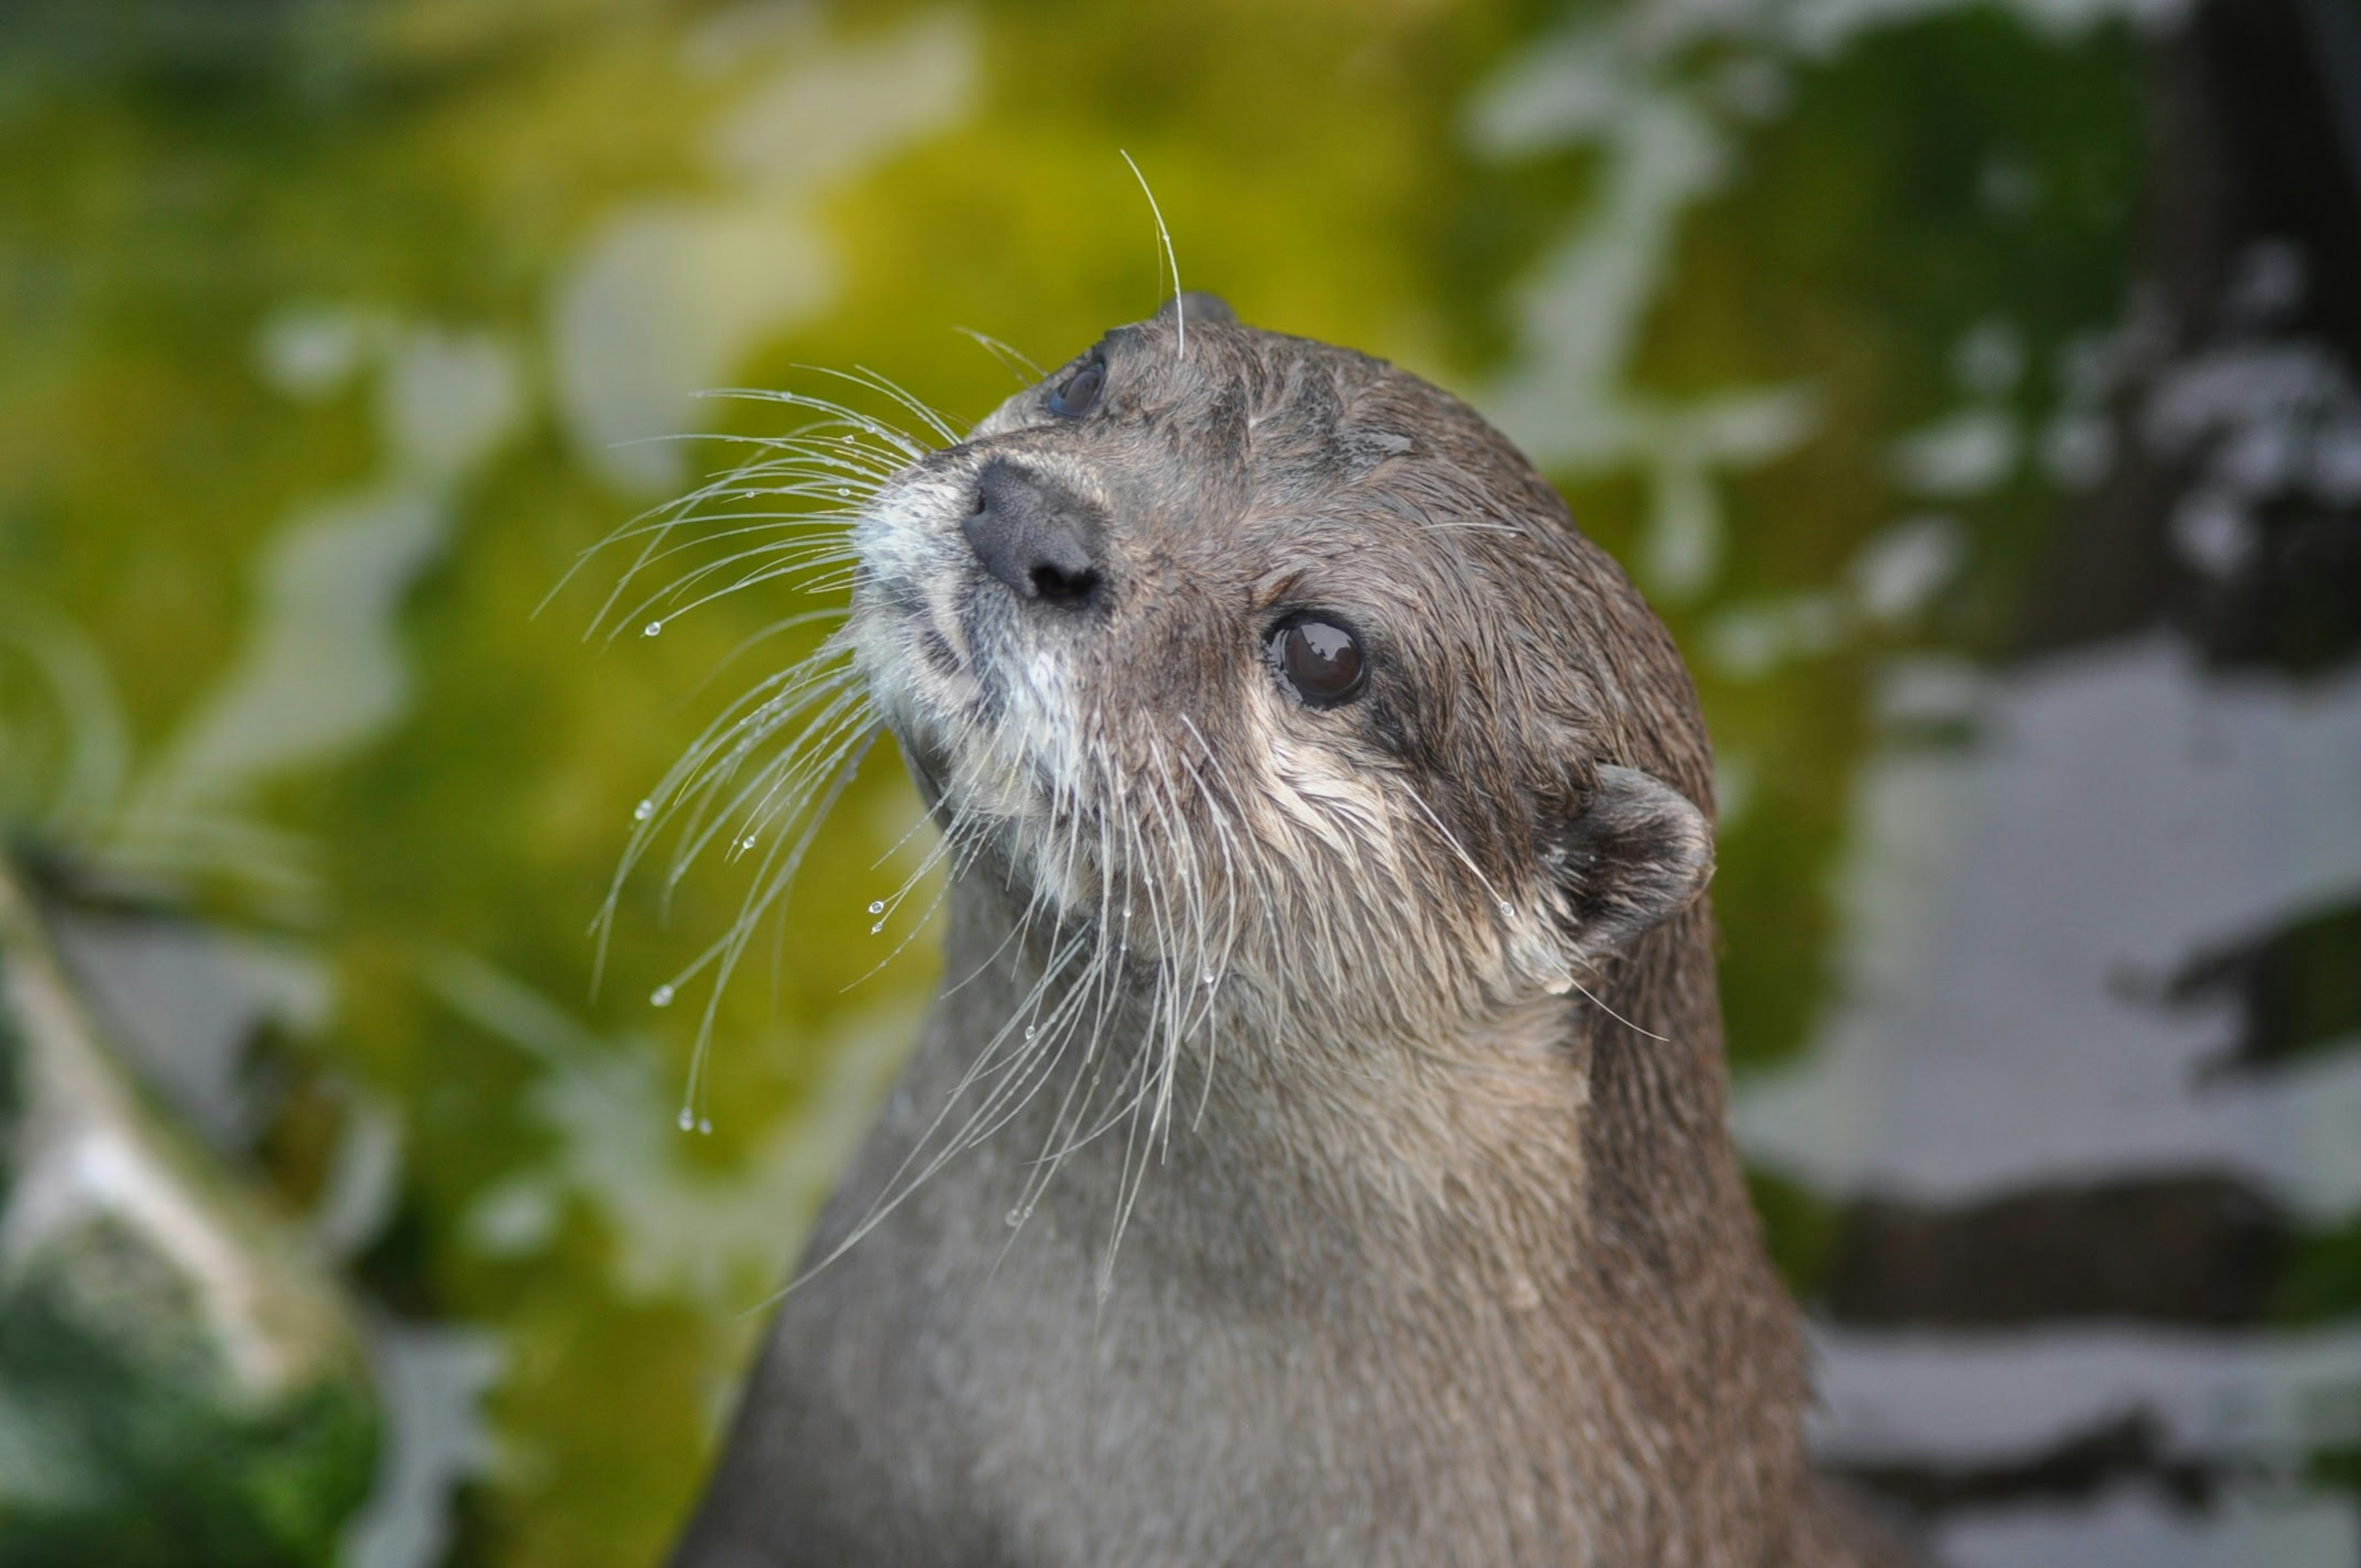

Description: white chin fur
[851,481,1092,913]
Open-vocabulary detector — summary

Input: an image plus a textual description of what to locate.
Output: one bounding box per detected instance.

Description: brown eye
[1047,355,1105,418]
[1268,614,1366,707]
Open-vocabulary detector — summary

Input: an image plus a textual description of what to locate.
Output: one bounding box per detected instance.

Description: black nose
[963,459,1105,608]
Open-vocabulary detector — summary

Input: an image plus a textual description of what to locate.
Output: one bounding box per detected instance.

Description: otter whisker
[833,870,952,996]
[585,493,861,559]
[1153,736,1241,1103]
[644,547,864,632]
[954,326,1046,384]
[1399,778,1514,919]
[776,921,1099,1300]
[614,514,855,577]
[596,536,859,646]
[1118,149,1185,365]
[589,654,861,986]
[697,387,932,462]
[662,686,873,893]
[674,452,893,495]
[712,427,908,474]
[676,610,849,708]
[677,725,880,1126]
[1136,744,1203,1140]
[622,532,860,623]
[721,696,883,866]
[1168,735,1249,1130]
[1014,941,1121,1227]
[571,494,705,643]
[560,459,871,639]
[793,566,865,598]
[864,798,971,929]
[641,712,879,1004]
[851,365,968,445]
[957,925,1121,1155]
[787,364,964,447]
[867,796,944,876]
[1092,762,1187,1291]
[937,881,1043,1000]
[640,647,859,816]
[1014,740,1131,1212]
[1559,976,1671,1045]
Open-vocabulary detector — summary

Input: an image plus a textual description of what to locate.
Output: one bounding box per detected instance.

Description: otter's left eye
[1047,355,1105,419]
[1268,614,1366,707]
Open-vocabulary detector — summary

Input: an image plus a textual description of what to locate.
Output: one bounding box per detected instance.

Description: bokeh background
[2,1,2359,1564]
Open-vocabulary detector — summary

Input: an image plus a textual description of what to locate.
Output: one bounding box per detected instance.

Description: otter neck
[942,873,1752,1316]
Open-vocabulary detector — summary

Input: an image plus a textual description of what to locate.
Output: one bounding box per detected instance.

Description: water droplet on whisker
[697,1117,713,1136]
[1005,1208,1023,1227]
[1497,900,1516,920]
[1024,1025,1037,1040]
[676,1108,695,1132]
[867,900,885,915]
[644,621,663,637]
[870,921,884,935]
[651,984,674,1007]
[633,799,654,821]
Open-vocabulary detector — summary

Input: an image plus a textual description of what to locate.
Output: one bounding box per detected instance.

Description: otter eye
[1047,355,1105,419]
[1268,614,1366,707]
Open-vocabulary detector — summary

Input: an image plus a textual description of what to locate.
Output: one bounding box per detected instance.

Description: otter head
[849,296,1715,1058]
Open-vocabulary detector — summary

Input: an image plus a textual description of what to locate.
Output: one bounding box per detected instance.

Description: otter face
[848,298,1713,1046]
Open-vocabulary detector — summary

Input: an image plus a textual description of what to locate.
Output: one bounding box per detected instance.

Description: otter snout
[964,458,1105,608]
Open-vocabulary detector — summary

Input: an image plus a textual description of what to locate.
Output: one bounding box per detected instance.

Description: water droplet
[633,798,654,822]
[870,921,885,935]
[836,487,850,498]
[1095,1280,1113,1304]
[867,900,885,915]
[651,984,674,1007]
[1024,1025,1037,1040]
[644,620,663,637]
[1497,900,1516,920]
[697,1117,713,1136]
[1201,972,1216,987]
[740,835,757,851]
[676,1108,695,1131]
[1005,1208,1023,1227]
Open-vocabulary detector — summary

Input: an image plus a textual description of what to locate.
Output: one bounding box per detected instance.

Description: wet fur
[663,305,1892,1566]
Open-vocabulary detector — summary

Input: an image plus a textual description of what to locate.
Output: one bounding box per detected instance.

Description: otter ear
[1157,291,1237,327]
[1548,765,1714,962]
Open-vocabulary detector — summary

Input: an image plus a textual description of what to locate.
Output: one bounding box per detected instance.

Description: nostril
[1029,564,1100,604]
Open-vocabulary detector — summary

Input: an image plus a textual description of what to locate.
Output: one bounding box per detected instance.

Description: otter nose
[963,459,1105,608]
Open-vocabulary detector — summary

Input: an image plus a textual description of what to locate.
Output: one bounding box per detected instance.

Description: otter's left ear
[1548,765,1714,962]
[1157,291,1238,327]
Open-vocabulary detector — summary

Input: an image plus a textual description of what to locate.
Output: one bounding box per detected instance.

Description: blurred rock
[0,861,378,1567]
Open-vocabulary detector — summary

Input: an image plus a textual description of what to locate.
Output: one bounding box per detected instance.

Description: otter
[663,297,1898,1566]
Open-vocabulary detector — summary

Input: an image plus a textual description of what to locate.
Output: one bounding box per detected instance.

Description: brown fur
[666,301,1894,1566]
